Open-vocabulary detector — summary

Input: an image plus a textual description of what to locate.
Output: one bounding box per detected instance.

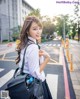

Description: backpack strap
[14,42,36,78]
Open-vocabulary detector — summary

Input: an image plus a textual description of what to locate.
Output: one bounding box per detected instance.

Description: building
[0,0,34,42]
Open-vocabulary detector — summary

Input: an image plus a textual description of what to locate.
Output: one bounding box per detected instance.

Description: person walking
[16,16,53,99]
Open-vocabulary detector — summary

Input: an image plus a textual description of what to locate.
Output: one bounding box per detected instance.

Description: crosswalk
[0,68,58,99]
[40,43,61,47]
[70,44,80,47]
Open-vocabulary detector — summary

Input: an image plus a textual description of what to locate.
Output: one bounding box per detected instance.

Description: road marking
[0,70,15,88]
[53,44,56,46]
[48,62,61,65]
[50,58,57,63]
[46,74,58,99]
[40,43,61,47]
[0,68,4,72]
[0,59,15,62]
[57,44,60,47]
[45,44,48,46]
[0,49,15,55]
[48,44,52,46]
[2,54,6,60]
[59,47,63,65]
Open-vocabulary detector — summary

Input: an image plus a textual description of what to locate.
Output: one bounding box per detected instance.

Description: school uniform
[19,36,53,99]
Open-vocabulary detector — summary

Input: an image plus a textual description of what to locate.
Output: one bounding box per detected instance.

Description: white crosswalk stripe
[0,68,15,88]
[53,44,56,46]
[0,68,58,99]
[57,44,61,47]
[40,43,61,47]
[46,74,58,99]
[48,44,52,46]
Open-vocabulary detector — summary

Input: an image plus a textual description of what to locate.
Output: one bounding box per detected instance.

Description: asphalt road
[0,40,74,99]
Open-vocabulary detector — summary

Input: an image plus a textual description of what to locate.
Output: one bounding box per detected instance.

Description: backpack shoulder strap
[20,42,36,74]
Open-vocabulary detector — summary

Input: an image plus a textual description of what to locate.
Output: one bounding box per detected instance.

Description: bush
[12,32,19,41]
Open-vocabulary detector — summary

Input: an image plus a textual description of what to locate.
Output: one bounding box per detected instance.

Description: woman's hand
[39,50,50,60]
[39,50,51,72]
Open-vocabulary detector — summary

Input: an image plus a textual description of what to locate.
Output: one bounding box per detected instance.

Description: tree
[74,1,80,41]
[53,14,69,38]
[12,25,21,41]
[42,16,55,38]
[28,9,41,18]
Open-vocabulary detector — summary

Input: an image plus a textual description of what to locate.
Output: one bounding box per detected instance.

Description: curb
[62,47,76,99]
[61,47,70,99]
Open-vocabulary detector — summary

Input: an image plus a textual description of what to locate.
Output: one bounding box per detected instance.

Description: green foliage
[54,14,69,37]
[72,23,77,39]
[12,32,20,41]
[42,16,55,36]
[73,4,80,40]
[12,25,21,41]
[28,9,41,18]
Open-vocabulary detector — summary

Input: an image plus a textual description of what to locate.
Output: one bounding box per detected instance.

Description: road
[0,40,75,99]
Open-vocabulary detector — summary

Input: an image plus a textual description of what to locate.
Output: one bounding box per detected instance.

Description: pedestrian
[16,16,53,99]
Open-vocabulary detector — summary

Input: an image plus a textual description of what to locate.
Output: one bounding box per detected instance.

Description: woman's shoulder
[27,44,38,51]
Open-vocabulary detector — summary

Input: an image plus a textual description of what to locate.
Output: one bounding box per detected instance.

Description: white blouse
[19,37,46,82]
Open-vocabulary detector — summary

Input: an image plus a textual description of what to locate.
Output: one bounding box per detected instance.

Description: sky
[25,0,80,18]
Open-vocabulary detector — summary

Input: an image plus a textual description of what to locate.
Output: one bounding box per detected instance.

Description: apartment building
[0,0,34,42]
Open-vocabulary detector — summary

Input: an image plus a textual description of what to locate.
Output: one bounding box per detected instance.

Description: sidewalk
[0,42,16,55]
[65,40,80,99]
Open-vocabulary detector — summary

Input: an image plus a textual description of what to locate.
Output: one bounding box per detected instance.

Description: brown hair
[16,16,42,64]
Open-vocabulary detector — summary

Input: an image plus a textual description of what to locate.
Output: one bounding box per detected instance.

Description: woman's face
[28,22,42,40]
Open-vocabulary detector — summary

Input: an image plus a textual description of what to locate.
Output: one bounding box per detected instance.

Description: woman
[16,16,52,99]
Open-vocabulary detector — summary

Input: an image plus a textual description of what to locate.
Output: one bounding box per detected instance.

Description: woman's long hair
[16,16,42,64]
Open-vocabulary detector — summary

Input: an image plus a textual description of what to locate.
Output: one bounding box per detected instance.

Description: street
[0,40,75,99]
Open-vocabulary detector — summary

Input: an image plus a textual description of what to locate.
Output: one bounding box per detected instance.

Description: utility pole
[63,17,65,41]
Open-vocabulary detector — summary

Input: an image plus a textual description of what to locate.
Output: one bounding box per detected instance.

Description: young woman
[16,16,52,99]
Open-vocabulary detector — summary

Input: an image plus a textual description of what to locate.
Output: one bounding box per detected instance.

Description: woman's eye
[33,28,37,30]
[33,27,42,30]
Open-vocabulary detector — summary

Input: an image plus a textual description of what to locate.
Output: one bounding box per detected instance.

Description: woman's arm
[39,50,50,72]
